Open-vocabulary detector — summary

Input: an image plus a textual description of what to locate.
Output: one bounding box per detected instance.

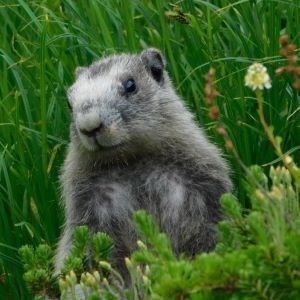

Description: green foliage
[61,226,89,276]
[19,163,300,299]
[133,211,174,261]
[18,244,58,299]
[60,226,114,277]
[0,0,299,298]
[128,165,300,300]
[92,232,114,262]
[19,227,122,299]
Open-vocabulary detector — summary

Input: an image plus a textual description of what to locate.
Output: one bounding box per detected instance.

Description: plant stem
[255,89,300,185]
[256,90,282,156]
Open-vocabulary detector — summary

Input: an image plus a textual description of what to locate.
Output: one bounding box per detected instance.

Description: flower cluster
[204,68,219,119]
[165,4,189,24]
[244,63,272,91]
[204,68,234,151]
[276,35,300,91]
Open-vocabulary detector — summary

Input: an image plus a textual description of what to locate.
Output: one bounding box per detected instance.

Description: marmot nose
[80,122,105,137]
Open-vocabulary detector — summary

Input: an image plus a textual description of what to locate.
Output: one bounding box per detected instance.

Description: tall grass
[0,0,299,298]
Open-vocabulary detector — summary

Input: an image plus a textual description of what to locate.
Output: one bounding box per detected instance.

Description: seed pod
[294,67,300,76]
[279,35,289,46]
[204,84,212,97]
[216,126,226,136]
[125,257,132,268]
[275,67,285,76]
[137,240,147,250]
[287,44,297,52]
[286,65,296,74]
[288,55,298,65]
[279,48,288,57]
[225,140,233,150]
[209,106,219,120]
[292,80,300,91]
[208,68,216,77]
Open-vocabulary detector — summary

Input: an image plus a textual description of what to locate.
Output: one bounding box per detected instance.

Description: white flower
[245,63,272,91]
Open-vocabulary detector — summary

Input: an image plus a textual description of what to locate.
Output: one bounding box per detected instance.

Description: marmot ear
[140,48,165,83]
[75,66,86,78]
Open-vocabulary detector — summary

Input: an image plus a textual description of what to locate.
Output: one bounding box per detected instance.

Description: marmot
[56,48,232,280]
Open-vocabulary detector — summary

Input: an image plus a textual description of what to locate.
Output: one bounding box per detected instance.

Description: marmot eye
[124,78,136,93]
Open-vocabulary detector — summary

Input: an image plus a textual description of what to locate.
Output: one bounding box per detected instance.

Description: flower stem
[255,89,300,185]
[255,90,282,156]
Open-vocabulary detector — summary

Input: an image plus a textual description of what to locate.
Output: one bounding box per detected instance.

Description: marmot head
[67,48,185,155]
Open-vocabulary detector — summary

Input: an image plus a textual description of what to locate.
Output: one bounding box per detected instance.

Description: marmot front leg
[152,173,224,256]
[56,181,137,278]
[54,225,73,275]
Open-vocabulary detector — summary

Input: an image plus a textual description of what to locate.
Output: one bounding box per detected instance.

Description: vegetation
[0,0,299,299]
[19,161,300,299]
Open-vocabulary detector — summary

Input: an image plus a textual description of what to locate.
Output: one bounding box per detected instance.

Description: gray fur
[56,48,232,281]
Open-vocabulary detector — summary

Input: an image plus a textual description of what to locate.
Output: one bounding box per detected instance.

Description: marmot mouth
[94,140,125,151]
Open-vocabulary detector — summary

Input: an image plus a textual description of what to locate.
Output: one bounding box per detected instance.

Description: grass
[0,0,299,298]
